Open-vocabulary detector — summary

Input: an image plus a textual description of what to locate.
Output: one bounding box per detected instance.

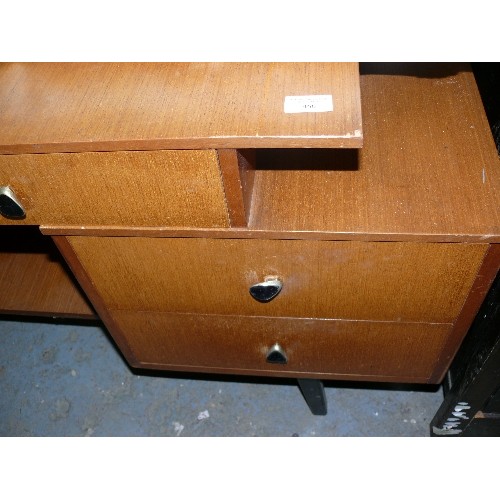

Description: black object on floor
[430,270,500,436]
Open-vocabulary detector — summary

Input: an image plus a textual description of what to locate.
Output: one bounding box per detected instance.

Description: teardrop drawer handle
[0,186,26,219]
[266,343,288,365]
[249,278,283,303]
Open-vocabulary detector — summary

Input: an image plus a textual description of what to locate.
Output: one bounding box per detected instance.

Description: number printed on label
[284,95,334,114]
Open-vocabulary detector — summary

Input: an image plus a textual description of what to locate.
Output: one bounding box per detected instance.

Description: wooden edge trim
[0,309,97,320]
[216,149,248,227]
[131,361,429,384]
[40,226,500,243]
[0,135,363,155]
[51,235,140,366]
[237,149,256,225]
[428,244,500,383]
[239,150,257,224]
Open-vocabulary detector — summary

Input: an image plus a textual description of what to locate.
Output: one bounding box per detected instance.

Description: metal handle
[249,277,282,303]
[266,343,288,364]
[0,186,26,219]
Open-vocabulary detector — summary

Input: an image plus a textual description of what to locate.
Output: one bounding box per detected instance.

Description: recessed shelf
[241,66,500,240]
[0,226,96,318]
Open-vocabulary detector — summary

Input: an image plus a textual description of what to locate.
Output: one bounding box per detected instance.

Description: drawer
[110,311,451,382]
[67,237,487,323]
[0,150,229,227]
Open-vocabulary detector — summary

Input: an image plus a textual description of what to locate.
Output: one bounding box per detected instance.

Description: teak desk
[1,63,499,416]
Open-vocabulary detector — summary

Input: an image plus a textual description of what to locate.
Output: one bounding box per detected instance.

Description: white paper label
[284,94,333,113]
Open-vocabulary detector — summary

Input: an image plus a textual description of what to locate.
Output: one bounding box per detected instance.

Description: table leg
[297,378,327,415]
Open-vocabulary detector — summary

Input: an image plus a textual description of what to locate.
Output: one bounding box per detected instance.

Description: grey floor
[0,316,444,437]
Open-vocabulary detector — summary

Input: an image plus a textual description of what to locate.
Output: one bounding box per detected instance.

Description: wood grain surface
[0,149,230,227]
[249,64,500,239]
[216,149,249,227]
[35,63,500,241]
[1,62,498,387]
[109,311,451,382]
[0,227,95,318]
[51,235,140,364]
[65,236,487,323]
[0,63,362,153]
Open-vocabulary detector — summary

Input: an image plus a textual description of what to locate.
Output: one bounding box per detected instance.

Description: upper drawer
[0,150,230,227]
[67,237,487,323]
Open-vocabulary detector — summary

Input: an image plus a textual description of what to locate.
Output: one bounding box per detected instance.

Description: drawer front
[111,311,450,381]
[67,237,487,323]
[0,150,229,227]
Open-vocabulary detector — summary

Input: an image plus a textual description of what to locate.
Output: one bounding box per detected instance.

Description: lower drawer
[110,311,451,383]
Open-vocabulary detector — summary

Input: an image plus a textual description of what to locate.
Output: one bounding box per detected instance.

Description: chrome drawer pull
[0,186,26,219]
[266,343,288,364]
[249,277,282,303]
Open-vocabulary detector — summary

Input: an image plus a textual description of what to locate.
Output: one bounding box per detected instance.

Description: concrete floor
[0,316,444,436]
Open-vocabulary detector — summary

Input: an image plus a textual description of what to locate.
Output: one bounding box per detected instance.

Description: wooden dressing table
[1,62,499,416]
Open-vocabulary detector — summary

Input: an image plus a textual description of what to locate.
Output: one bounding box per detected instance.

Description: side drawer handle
[0,186,26,219]
[266,343,288,364]
[249,277,282,303]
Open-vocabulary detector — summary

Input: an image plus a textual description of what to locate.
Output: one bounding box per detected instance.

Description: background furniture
[431,63,500,436]
[431,269,500,436]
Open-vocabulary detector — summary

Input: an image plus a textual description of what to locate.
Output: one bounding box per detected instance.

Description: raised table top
[0,62,362,154]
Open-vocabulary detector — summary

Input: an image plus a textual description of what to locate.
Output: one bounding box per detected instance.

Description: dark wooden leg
[297,378,327,415]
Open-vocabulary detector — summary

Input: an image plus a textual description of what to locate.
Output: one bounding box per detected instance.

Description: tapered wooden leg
[297,378,327,415]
